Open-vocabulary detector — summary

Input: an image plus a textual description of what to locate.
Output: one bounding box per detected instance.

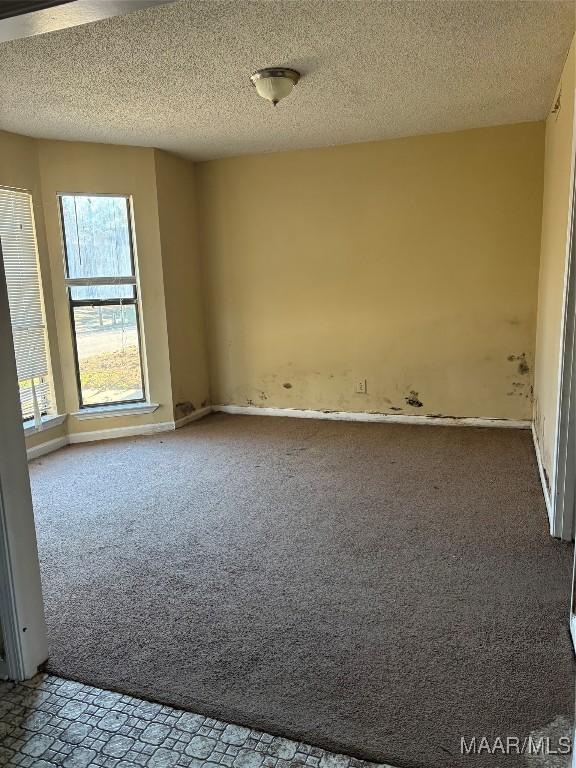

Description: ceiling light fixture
[250,67,300,107]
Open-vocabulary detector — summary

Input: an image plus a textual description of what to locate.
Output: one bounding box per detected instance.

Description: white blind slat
[0,188,52,419]
[20,380,50,421]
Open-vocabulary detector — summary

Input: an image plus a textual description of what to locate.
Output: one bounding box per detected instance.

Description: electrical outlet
[356,379,367,394]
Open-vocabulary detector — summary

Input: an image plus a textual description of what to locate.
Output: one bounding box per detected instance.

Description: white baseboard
[68,420,176,444]
[213,404,530,429]
[26,403,531,461]
[26,436,69,461]
[531,423,554,535]
[174,406,212,429]
[28,407,214,457]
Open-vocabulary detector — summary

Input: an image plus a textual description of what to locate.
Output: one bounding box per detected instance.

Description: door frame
[553,94,576,542]
[565,181,576,645]
[0,240,48,680]
[552,90,576,655]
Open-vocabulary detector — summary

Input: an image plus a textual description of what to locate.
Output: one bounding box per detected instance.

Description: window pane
[70,283,135,302]
[61,195,133,279]
[73,304,144,405]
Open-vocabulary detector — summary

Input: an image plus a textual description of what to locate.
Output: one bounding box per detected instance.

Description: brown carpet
[29,414,574,768]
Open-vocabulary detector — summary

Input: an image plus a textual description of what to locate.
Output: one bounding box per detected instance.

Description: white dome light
[250,68,300,107]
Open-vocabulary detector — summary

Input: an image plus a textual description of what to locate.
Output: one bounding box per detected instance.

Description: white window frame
[58,193,148,410]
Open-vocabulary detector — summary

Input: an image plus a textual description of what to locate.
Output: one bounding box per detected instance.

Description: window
[59,194,145,408]
[0,187,53,424]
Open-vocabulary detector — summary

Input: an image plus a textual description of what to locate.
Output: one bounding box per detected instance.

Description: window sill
[71,402,160,420]
[23,413,67,435]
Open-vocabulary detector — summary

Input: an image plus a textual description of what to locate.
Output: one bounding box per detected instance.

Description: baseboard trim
[68,420,176,444]
[531,423,554,535]
[26,436,69,461]
[174,406,212,429]
[213,404,530,429]
[27,408,214,457]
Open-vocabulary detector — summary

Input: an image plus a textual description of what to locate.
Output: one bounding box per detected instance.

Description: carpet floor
[29,414,574,768]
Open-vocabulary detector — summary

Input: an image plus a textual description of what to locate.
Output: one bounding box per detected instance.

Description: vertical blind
[0,188,52,422]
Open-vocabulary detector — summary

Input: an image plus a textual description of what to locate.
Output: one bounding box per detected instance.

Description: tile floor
[0,675,394,768]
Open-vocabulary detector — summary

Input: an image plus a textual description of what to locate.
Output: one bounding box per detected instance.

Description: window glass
[60,195,133,279]
[69,283,134,302]
[72,304,143,405]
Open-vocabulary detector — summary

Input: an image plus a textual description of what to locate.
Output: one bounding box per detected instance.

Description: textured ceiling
[0,0,574,160]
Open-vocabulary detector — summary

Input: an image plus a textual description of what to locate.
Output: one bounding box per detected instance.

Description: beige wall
[0,118,556,450]
[36,140,175,435]
[1,137,212,447]
[197,122,544,420]
[533,37,575,490]
[154,150,210,419]
[0,130,66,448]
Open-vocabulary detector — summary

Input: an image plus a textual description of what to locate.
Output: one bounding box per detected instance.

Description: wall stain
[405,390,423,408]
[518,360,530,375]
[283,383,292,389]
[543,464,550,493]
[507,380,529,398]
[507,353,530,375]
[175,401,195,415]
